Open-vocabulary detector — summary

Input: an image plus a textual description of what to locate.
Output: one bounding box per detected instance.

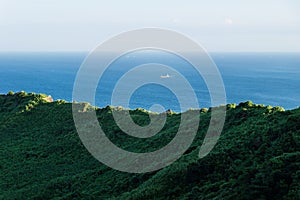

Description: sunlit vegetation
[0,92,299,199]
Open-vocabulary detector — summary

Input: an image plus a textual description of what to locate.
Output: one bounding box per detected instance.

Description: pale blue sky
[0,0,299,52]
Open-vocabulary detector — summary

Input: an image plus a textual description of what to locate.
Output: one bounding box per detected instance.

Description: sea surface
[0,51,299,112]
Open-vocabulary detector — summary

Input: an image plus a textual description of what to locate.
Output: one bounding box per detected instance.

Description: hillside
[0,91,299,199]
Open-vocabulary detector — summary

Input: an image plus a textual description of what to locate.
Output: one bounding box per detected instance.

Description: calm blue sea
[0,52,299,112]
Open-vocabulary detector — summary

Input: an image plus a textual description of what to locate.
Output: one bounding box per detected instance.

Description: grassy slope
[0,92,299,199]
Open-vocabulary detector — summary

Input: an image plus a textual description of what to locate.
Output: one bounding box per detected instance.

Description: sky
[0,0,299,52]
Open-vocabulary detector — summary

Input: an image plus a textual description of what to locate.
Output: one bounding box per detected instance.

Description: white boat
[160,74,171,79]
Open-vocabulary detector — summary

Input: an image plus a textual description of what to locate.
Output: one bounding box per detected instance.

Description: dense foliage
[0,92,299,199]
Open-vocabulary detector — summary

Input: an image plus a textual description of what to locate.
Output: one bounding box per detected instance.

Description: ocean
[0,51,299,112]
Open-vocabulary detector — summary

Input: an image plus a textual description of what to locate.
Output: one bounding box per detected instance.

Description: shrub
[7,91,14,96]
[272,106,285,112]
[200,108,208,113]
[227,103,236,109]
[239,101,254,108]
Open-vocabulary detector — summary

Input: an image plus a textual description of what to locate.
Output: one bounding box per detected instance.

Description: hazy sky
[0,0,299,52]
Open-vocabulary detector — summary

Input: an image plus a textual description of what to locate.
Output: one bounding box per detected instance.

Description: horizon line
[0,50,299,54]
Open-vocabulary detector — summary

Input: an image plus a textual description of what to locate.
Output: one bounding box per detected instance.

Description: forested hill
[0,91,299,199]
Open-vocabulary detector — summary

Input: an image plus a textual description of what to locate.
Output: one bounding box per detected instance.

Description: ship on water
[160,74,171,79]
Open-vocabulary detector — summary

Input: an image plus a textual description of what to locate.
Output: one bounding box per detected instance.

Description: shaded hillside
[0,92,299,199]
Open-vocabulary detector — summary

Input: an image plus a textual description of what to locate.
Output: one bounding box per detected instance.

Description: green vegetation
[0,92,299,199]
